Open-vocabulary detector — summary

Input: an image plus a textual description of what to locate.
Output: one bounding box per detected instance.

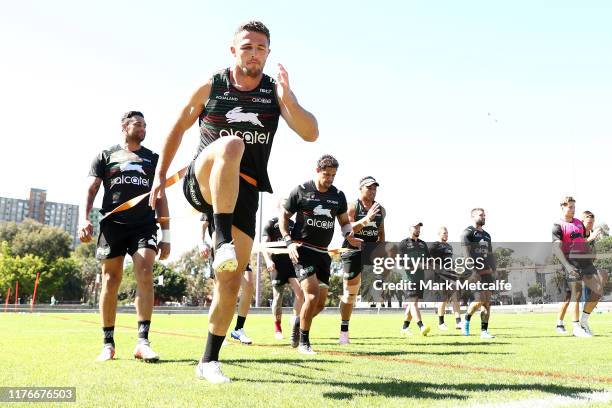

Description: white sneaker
[438,323,449,331]
[297,344,317,355]
[580,321,594,336]
[274,331,284,340]
[133,340,160,362]
[573,325,591,338]
[95,344,115,362]
[556,325,568,334]
[400,327,412,337]
[420,325,431,336]
[480,330,495,339]
[195,361,231,384]
[212,243,238,274]
[230,328,252,345]
[339,331,350,345]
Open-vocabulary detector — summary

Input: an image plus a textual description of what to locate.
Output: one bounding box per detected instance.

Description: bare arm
[262,233,275,269]
[276,64,318,142]
[149,80,211,208]
[79,176,101,243]
[338,212,362,248]
[378,207,386,242]
[156,194,170,260]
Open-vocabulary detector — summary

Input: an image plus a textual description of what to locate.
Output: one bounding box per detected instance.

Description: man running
[80,111,171,363]
[261,210,304,344]
[552,198,603,337]
[461,208,496,339]
[149,21,318,383]
[429,227,462,331]
[399,222,430,337]
[338,176,385,345]
[279,155,361,355]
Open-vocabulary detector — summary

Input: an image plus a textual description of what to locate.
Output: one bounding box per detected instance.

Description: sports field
[1,312,610,407]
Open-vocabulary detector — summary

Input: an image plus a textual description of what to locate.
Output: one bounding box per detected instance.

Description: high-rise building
[0,188,80,248]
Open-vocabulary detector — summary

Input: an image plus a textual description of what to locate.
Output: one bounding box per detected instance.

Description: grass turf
[0,311,610,407]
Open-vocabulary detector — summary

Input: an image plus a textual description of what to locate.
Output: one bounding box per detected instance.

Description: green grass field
[0,311,610,407]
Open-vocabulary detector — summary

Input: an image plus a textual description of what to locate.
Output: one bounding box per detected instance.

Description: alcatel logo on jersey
[225,107,264,127]
[252,97,272,104]
[326,200,339,204]
[307,218,334,229]
[259,88,272,94]
[219,128,271,144]
[357,229,378,237]
[111,175,150,188]
[313,205,332,218]
[216,91,238,102]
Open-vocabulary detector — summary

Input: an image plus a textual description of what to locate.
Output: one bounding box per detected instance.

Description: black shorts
[342,251,363,281]
[96,221,158,260]
[405,271,424,300]
[435,270,459,300]
[183,160,259,239]
[270,254,296,287]
[568,261,598,281]
[295,246,331,287]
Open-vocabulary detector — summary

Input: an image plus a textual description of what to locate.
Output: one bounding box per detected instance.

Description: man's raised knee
[217,136,244,161]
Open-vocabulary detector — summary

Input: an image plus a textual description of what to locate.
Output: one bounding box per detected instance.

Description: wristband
[283,235,293,246]
[161,229,171,243]
[341,223,352,238]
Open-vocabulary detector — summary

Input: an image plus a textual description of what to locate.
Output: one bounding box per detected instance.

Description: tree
[73,241,101,304]
[170,247,213,306]
[1,219,71,263]
[153,262,187,303]
[527,283,543,303]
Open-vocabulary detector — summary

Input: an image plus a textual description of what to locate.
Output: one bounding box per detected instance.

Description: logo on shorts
[96,247,111,257]
[188,178,202,206]
[225,107,263,127]
[313,205,332,218]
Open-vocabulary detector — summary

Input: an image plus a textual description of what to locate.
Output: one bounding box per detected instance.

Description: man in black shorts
[429,226,462,331]
[461,208,496,339]
[149,21,318,383]
[338,176,385,345]
[399,222,430,337]
[79,111,170,363]
[261,209,304,345]
[279,155,361,355]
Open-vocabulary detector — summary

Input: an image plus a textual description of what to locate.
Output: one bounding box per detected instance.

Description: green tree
[1,219,71,263]
[73,242,101,304]
[153,262,187,303]
[527,283,543,303]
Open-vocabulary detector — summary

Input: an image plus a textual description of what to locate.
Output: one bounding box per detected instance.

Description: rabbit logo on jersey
[307,205,334,229]
[109,151,150,189]
[220,107,271,145]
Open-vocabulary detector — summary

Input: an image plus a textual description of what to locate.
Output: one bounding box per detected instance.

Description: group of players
[78,21,606,384]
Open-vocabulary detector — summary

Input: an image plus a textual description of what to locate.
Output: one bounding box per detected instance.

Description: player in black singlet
[279,155,362,355]
[80,111,170,363]
[338,176,385,345]
[149,22,319,383]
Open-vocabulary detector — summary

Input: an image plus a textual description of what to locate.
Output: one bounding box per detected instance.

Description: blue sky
[1,1,611,259]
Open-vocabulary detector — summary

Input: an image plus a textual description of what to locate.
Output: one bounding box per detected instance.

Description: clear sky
[1,1,611,260]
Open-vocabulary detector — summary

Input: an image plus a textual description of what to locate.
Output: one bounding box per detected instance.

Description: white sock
[572,321,581,328]
[581,312,590,323]
[557,320,564,326]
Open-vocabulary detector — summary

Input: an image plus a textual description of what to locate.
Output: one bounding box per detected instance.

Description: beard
[476,219,485,227]
[240,64,262,78]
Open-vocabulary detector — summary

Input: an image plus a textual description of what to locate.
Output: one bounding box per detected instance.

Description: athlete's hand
[288,242,301,264]
[365,203,381,222]
[568,269,580,279]
[266,262,276,273]
[276,63,292,103]
[79,220,93,243]
[149,174,167,209]
[198,241,211,259]
[347,233,363,249]
[158,242,171,260]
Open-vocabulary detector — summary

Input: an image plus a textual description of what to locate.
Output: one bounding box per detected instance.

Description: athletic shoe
[438,323,449,331]
[95,344,115,362]
[400,327,412,337]
[573,325,591,337]
[555,325,568,334]
[133,340,160,362]
[455,322,463,330]
[462,320,470,336]
[195,361,230,384]
[274,331,284,340]
[480,330,495,339]
[420,325,431,336]
[290,325,300,348]
[230,328,252,345]
[222,339,231,346]
[297,344,317,355]
[580,321,594,337]
[212,243,238,274]
[339,331,350,345]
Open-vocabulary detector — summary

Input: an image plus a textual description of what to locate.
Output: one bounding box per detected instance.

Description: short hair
[317,154,339,170]
[235,21,270,44]
[582,210,594,219]
[121,111,144,125]
[439,226,448,233]
[560,196,575,207]
[471,208,485,216]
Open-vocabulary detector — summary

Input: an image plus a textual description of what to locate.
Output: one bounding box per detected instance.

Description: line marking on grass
[48,315,612,385]
[466,391,611,408]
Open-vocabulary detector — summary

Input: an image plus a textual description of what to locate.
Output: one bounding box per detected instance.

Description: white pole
[255,192,263,307]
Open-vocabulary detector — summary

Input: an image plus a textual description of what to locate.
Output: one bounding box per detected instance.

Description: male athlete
[461,208,496,339]
[429,226,462,331]
[279,155,361,354]
[149,21,318,383]
[552,198,603,337]
[399,222,430,337]
[80,111,171,362]
[338,176,385,344]
[261,209,304,344]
